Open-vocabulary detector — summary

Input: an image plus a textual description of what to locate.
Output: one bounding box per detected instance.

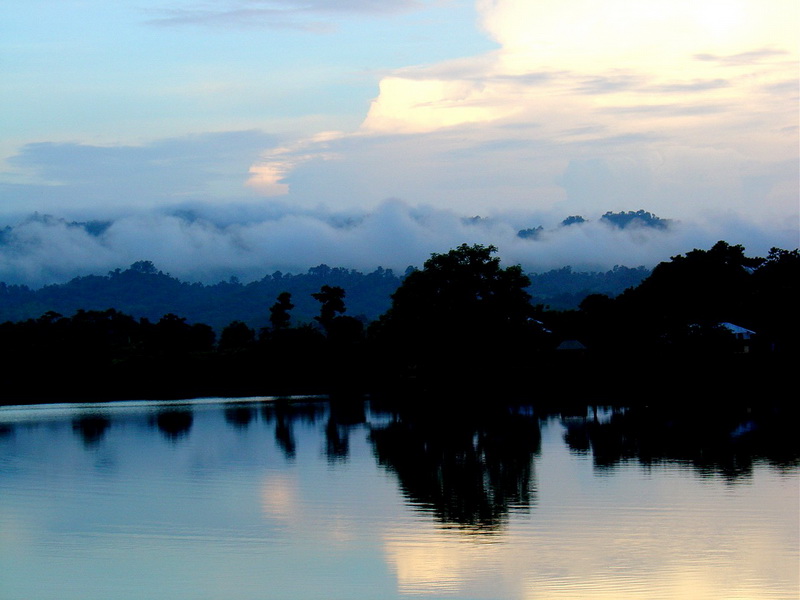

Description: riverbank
[1,349,794,408]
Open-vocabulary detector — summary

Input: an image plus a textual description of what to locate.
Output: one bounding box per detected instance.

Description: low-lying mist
[0,199,794,287]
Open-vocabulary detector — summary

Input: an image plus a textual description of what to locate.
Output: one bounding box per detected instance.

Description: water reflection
[260,400,326,460]
[562,404,800,480]
[324,417,349,461]
[72,415,111,446]
[152,408,194,441]
[370,405,541,532]
[0,397,797,600]
[325,400,367,463]
[223,405,255,429]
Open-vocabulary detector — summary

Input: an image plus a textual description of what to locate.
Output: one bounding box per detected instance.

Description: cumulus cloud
[246,0,798,221]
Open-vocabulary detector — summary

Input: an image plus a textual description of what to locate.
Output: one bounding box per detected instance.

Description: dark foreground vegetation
[0,241,796,405]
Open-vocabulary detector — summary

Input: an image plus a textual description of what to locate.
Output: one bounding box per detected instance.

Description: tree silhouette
[372,243,536,389]
[601,210,670,229]
[269,292,294,330]
[379,243,532,338]
[614,240,763,343]
[561,215,585,227]
[219,320,255,352]
[312,285,346,332]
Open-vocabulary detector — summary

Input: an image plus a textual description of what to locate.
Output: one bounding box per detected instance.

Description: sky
[1,0,798,285]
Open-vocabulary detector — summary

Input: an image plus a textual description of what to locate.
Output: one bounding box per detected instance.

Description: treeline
[516,210,671,239]
[546,242,798,354]
[527,265,649,309]
[532,242,799,405]
[0,241,796,404]
[0,288,370,401]
[0,261,402,331]
[0,261,649,330]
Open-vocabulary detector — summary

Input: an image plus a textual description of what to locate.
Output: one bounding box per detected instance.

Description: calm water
[0,398,797,600]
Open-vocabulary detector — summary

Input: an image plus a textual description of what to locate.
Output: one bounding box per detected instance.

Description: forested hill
[0,261,401,331]
[0,260,649,330]
[527,265,649,310]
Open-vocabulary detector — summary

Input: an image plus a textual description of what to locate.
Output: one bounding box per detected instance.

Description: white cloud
[247,0,797,222]
[0,200,794,287]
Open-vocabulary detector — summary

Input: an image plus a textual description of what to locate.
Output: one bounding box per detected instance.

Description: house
[719,322,756,353]
[556,339,587,352]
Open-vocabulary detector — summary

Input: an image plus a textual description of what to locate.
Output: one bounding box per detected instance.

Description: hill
[0,261,650,330]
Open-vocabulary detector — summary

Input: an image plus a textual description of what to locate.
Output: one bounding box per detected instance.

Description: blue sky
[0,0,798,284]
[2,1,491,157]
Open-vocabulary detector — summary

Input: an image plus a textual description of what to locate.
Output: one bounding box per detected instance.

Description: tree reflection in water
[72,415,111,446]
[223,405,256,429]
[152,409,194,442]
[370,404,541,532]
[325,399,367,463]
[260,400,326,460]
[562,403,800,480]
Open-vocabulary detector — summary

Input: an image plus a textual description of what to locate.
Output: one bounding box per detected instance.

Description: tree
[373,244,536,387]
[517,226,544,239]
[380,243,533,336]
[129,260,158,275]
[617,240,761,330]
[600,210,670,230]
[750,247,799,352]
[578,240,794,353]
[269,292,294,330]
[150,313,214,354]
[561,215,585,227]
[219,320,255,352]
[312,285,346,332]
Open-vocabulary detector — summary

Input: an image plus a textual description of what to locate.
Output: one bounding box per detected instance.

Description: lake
[1,397,797,600]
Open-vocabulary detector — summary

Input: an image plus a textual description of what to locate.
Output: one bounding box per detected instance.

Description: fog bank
[0,199,794,287]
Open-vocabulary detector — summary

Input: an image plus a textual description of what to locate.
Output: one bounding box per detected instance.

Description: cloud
[246,131,345,197]
[241,0,797,222]
[148,0,428,29]
[693,48,791,66]
[0,200,794,287]
[1,131,276,213]
[2,0,795,283]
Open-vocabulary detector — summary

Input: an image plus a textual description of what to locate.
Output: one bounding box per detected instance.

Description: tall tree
[372,243,537,388]
[312,285,346,332]
[269,292,294,330]
[379,243,533,339]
